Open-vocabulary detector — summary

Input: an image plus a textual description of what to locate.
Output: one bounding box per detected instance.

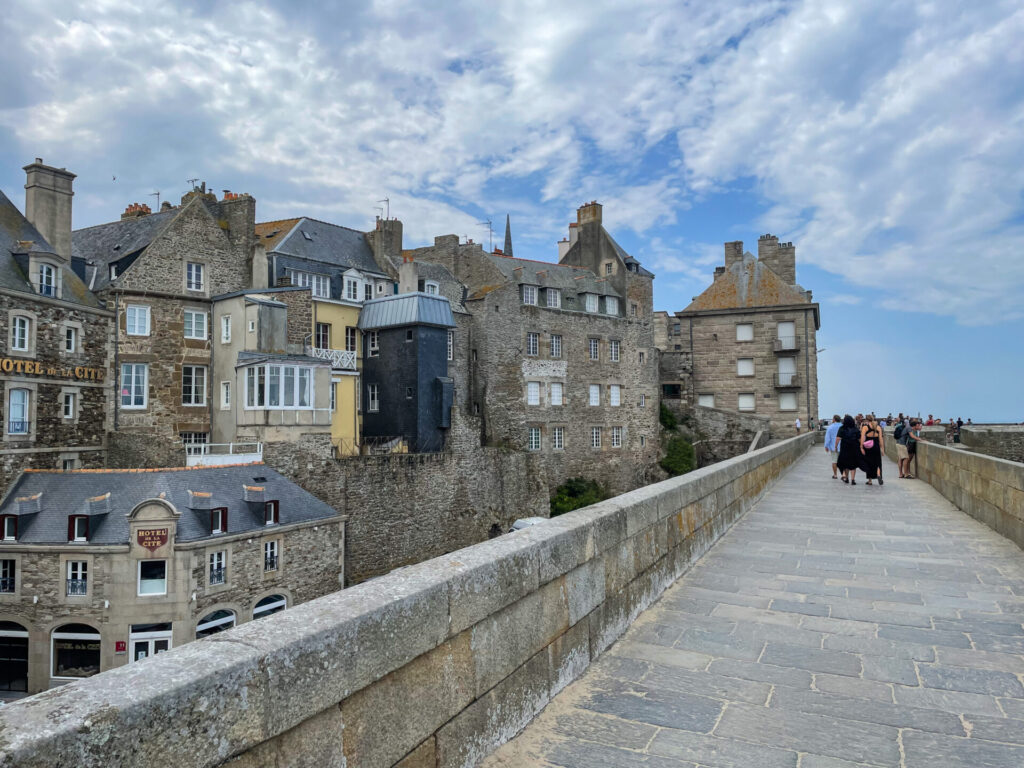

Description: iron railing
[773,336,799,353]
[7,420,29,435]
[209,567,226,586]
[0,576,15,593]
[773,373,802,388]
[264,555,279,572]
[66,578,87,596]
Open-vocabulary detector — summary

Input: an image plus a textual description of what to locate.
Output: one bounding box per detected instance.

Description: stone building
[0,462,344,697]
[72,184,256,467]
[663,235,820,433]
[402,202,661,494]
[0,162,113,497]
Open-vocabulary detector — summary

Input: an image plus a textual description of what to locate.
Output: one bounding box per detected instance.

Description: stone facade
[959,425,1024,464]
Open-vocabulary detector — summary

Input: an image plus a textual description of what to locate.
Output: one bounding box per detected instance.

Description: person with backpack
[895,418,911,478]
[904,419,927,478]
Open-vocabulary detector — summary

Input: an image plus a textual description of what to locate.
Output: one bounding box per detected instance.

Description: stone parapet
[0,433,814,768]
[960,425,1024,464]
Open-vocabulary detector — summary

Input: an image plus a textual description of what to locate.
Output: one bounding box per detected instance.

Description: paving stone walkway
[483,450,1024,768]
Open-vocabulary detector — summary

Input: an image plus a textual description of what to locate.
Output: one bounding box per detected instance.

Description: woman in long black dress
[836,414,861,484]
[859,414,884,485]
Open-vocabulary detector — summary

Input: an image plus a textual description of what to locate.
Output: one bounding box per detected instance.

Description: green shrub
[660,435,696,477]
[550,477,609,517]
[659,403,678,431]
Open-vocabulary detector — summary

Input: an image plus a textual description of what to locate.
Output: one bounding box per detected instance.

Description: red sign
[115,641,127,654]
[137,528,169,550]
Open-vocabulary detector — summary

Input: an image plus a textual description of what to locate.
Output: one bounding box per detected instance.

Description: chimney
[724,241,744,270]
[398,254,418,293]
[775,241,797,285]
[576,201,602,226]
[243,484,265,503]
[370,217,403,273]
[121,202,152,220]
[23,158,75,262]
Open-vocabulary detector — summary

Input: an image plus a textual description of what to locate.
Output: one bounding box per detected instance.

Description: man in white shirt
[795,417,802,434]
[824,415,841,479]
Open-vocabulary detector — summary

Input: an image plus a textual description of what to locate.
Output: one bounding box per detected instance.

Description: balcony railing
[773,337,799,353]
[66,578,87,596]
[7,420,29,435]
[773,373,802,388]
[185,442,263,467]
[264,555,279,572]
[209,567,225,586]
[0,576,15,593]
[305,346,357,370]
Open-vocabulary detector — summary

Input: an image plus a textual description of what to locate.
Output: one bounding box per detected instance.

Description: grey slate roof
[486,254,621,298]
[357,292,456,330]
[0,464,339,545]
[267,218,387,277]
[72,207,178,291]
[605,231,654,277]
[0,189,104,309]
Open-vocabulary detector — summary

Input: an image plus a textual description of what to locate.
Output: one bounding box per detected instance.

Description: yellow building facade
[308,298,362,456]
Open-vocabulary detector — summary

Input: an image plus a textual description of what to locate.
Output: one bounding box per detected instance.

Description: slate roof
[71,207,179,291]
[261,217,387,278]
[486,253,621,298]
[605,231,655,278]
[357,292,456,330]
[0,463,340,545]
[0,189,104,309]
[684,252,810,312]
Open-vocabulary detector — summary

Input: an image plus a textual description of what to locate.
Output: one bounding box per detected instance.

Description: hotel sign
[137,528,169,550]
[0,357,105,381]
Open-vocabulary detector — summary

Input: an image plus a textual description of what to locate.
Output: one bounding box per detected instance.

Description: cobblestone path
[483,450,1024,768]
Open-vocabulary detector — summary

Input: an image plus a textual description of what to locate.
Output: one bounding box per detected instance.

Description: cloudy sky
[2,0,1021,421]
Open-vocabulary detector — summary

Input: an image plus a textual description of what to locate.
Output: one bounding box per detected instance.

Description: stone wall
[960,425,1024,464]
[884,431,1024,549]
[691,404,772,465]
[0,433,814,768]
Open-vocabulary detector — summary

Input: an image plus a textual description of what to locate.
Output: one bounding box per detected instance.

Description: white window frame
[591,427,602,448]
[611,426,623,448]
[737,358,755,377]
[588,384,600,406]
[8,388,29,434]
[209,551,226,585]
[220,315,231,343]
[550,334,562,358]
[182,365,207,407]
[585,294,598,313]
[550,382,563,406]
[640,394,647,407]
[67,560,88,594]
[738,393,756,411]
[527,381,540,406]
[2,517,16,541]
[288,269,331,298]
[698,394,715,408]
[605,296,619,315]
[609,339,620,362]
[546,288,561,308]
[610,384,621,407]
[11,316,29,351]
[186,262,205,292]
[38,263,57,297]
[552,426,564,450]
[121,364,148,408]
[64,326,77,353]
[211,508,227,535]
[779,392,798,411]
[137,559,168,596]
[588,338,599,361]
[244,364,313,409]
[447,330,454,361]
[368,383,379,412]
[125,305,150,336]
[72,516,88,542]
[184,310,207,340]
[522,285,538,305]
[51,626,101,679]
[221,381,231,410]
[344,277,360,301]
[254,595,287,617]
[526,332,539,357]
[424,281,439,295]
[368,331,379,357]
[736,323,754,342]
[62,391,76,420]
[528,427,541,451]
[263,540,279,572]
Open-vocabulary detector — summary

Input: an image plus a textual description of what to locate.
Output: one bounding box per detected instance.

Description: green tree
[659,403,678,431]
[550,477,609,517]
[660,435,696,477]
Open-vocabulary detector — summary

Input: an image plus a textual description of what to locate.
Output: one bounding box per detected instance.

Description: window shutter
[67,516,75,541]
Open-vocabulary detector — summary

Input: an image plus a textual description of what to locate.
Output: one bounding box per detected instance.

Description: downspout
[208,300,215,441]
[688,316,694,406]
[804,309,811,422]
[113,292,120,432]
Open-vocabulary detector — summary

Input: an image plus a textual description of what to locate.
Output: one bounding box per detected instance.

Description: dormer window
[210,507,228,535]
[1,515,16,541]
[38,263,57,297]
[68,515,89,543]
[546,289,561,308]
[585,294,598,313]
[109,264,118,281]
[522,285,538,305]
[424,281,439,295]
[264,500,279,526]
[605,296,619,315]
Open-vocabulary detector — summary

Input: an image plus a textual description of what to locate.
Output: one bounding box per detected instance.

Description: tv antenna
[186,177,200,190]
[477,219,493,251]
[376,197,390,219]
[149,190,161,208]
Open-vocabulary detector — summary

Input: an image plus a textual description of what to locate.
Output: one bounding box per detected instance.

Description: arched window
[51,623,101,679]
[252,594,287,619]
[8,388,30,435]
[38,263,56,297]
[196,609,236,639]
[0,620,29,692]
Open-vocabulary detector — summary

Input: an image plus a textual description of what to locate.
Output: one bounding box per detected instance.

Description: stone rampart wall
[0,433,813,768]
[884,430,1024,550]
[691,404,772,465]
[960,425,1024,464]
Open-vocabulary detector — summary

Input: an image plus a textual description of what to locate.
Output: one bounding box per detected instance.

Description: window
[345,327,357,352]
[1,559,16,593]
[245,365,313,409]
[365,284,373,301]
[779,392,798,411]
[184,310,207,340]
[522,285,538,305]
[210,507,227,535]
[585,294,598,313]
[591,427,602,448]
[64,327,77,353]
[611,426,623,448]
[609,340,620,362]
[209,551,226,586]
[672,322,681,335]
[8,389,29,434]
[368,331,379,357]
[546,289,561,308]
[221,315,231,343]
[62,391,76,419]
[550,334,562,358]
[38,263,56,296]
[138,560,167,596]
[254,594,287,618]
[109,264,117,280]
[265,500,279,525]
[588,338,599,360]
[778,356,796,385]
[330,381,337,411]
[631,303,638,317]
[67,561,88,596]
[698,394,715,408]
[129,623,172,663]
[552,426,564,450]
[424,281,439,295]
[52,624,101,678]
[610,385,621,406]
[368,384,379,412]
[405,386,413,400]
[314,323,330,349]
[196,609,235,638]
[640,393,646,407]
[526,332,539,356]
[526,381,541,406]
[66,515,88,542]
[264,541,279,572]
[447,330,454,361]
[639,351,645,364]
[248,320,255,332]
[1,516,16,541]
[736,323,754,342]
[120,364,148,408]
[605,296,619,315]
[738,393,756,411]
[550,382,563,406]
[181,432,209,455]
[61,458,77,470]
[345,278,360,301]
[640,435,646,447]
[605,263,613,275]
[186,262,205,291]
[777,321,796,350]
[287,269,330,298]
[589,384,600,406]
[528,427,541,451]
[182,365,207,406]
[125,305,150,336]
[737,358,754,377]
[221,381,230,410]
[10,316,29,351]
[406,329,413,342]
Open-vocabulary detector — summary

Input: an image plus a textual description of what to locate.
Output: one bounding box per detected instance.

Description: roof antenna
[376,197,390,219]
[186,177,200,190]
[477,219,493,251]
[374,206,384,219]
[149,190,161,209]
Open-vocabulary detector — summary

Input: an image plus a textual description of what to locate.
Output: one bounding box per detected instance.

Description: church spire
[503,213,514,258]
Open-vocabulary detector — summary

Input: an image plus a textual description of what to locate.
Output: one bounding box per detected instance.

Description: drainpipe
[804,309,811,422]
[208,300,215,442]
[113,293,120,431]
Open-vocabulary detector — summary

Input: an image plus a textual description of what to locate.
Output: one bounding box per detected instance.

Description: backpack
[893,424,905,440]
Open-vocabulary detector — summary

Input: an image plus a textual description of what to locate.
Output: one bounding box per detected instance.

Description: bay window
[245,364,314,409]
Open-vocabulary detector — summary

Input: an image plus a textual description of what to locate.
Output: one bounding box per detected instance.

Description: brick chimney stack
[23,158,75,262]
[121,202,152,220]
[724,241,744,270]
[576,200,602,226]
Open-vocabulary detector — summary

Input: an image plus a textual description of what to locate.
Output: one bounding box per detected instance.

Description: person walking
[824,415,842,479]
[859,414,884,486]
[895,418,912,478]
[795,417,802,435]
[836,415,861,484]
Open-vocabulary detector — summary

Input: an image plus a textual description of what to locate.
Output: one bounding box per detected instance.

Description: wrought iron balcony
[773,373,802,389]
[7,420,29,435]
[66,578,88,596]
[0,576,14,593]
[264,555,279,572]
[305,346,357,370]
[773,337,799,353]
[209,567,226,586]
